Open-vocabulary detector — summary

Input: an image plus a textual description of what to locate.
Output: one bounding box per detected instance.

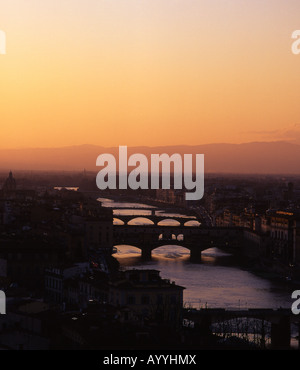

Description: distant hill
[0,141,299,174]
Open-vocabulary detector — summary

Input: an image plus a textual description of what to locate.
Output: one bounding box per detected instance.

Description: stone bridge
[113,214,200,227]
[111,207,202,226]
[184,308,298,349]
[113,225,244,261]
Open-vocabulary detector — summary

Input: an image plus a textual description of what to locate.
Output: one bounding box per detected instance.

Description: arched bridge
[112,207,202,226]
[113,214,200,226]
[113,225,244,261]
[184,308,297,349]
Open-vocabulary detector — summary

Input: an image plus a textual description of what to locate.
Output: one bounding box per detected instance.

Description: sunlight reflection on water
[100,198,293,311]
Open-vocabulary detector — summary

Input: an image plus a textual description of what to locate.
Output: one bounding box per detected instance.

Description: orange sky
[1,0,300,149]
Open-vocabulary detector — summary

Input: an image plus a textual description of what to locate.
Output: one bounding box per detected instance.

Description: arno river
[98,198,295,311]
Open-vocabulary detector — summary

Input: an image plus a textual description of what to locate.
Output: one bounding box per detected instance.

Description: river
[98,198,296,312]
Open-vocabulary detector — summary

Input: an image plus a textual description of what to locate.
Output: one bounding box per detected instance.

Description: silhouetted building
[3,171,16,193]
[108,269,185,327]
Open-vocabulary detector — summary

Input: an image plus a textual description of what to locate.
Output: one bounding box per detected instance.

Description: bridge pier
[190,248,202,263]
[271,315,291,349]
[141,247,152,261]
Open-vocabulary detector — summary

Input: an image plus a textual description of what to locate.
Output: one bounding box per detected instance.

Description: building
[268,211,296,264]
[2,171,16,193]
[77,199,114,254]
[108,269,185,327]
[0,234,66,289]
[49,267,185,328]
[45,262,90,304]
[0,299,59,350]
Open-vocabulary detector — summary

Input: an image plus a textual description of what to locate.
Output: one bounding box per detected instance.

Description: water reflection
[99,198,156,209]
[114,244,293,311]
[100,198,294,311]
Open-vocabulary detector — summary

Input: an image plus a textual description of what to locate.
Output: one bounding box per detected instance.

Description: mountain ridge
[0,141,299,174]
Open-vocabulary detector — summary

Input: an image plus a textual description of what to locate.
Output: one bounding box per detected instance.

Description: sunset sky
[1,0,300,149]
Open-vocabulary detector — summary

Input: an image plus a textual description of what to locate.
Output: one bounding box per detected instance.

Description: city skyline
[1,0,300,352]
[0,169,299,349]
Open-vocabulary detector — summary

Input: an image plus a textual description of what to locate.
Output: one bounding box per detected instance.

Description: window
[171,295,177,304]
[157,294,163,304]
[141,296,150,305]
[127,296,136,305]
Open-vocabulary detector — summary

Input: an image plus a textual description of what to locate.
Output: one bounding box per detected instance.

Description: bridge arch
[113,218,125,225]
[151,244,191,258]
[184,220,201,227]
[158,233,178,241]
[177,234,184,241]
[113,244,142,256]
[127,217,155,226]
[157,219,181,227]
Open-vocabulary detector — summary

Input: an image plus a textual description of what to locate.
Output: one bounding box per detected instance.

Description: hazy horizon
[0,141,300,174]
[0,138,298,150]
